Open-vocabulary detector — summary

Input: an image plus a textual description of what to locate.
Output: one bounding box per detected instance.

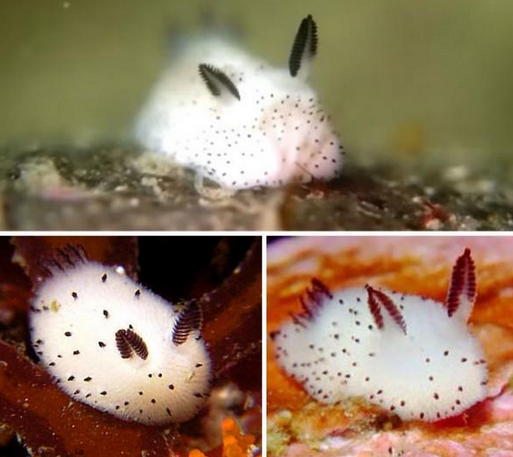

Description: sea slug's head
[273,249,488,422]
[196,15,344,188]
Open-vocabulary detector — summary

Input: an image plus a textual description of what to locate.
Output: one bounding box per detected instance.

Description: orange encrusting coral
[222,417,256,457]
[189,418,256,457]
[267,237,513,456]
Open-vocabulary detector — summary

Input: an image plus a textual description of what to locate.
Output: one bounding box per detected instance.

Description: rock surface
[1,146,512,230]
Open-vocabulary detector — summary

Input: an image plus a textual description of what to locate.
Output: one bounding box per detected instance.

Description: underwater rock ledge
[0,146,512,230]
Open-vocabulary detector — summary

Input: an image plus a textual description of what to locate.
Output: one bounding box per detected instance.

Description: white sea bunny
[135,15,344,189]
[273,248,488,421]
[29,246,211,425]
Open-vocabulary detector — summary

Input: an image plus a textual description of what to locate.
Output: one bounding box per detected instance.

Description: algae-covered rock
[1,146,512,230]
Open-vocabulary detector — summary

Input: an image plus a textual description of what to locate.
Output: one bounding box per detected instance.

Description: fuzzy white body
[135,38,343,189]
[274,287,487,421]
[29,262,211,425]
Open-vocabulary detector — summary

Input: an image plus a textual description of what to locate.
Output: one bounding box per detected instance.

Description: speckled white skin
[29,262,211,425]
[135,36,344,189]
[274,287,488,422]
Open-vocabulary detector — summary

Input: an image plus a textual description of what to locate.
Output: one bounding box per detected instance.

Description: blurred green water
[1,0,513,173]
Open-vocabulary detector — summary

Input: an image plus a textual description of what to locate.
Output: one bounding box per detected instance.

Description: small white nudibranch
[29,246,211,425]
[135,15,344,189]
[272,249,488,422]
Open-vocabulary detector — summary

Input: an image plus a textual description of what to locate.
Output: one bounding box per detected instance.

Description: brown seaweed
[202,239,262,390]
[0,339,171,457]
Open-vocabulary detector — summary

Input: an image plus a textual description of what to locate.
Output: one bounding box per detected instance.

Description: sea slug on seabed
[134,15,345,189]
[272,248,488,422]
[29,246,212,425]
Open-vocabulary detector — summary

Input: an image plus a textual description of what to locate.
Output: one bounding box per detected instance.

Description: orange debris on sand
[189,417,256,457]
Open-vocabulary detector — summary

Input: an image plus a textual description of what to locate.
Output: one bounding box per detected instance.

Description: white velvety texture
[274,287,487,422]
[135,36,344,189]
[29,262,211,425]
